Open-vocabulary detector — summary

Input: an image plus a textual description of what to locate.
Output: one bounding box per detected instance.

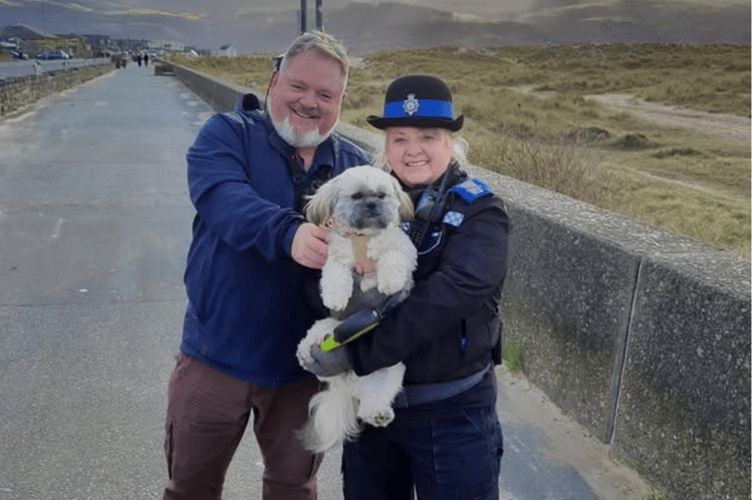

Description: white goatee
[269,98,336,148]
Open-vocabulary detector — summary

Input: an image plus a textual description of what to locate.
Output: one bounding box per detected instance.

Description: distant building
[148,40,184,52]
[81,34,111,47]
[81,34,111,56]
[213,44,238,57]
[0,23,57,40]
[0,24,88,58]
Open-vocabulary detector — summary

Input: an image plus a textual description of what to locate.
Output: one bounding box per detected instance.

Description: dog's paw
[323,289,351,312]
[376,267,409,296]
[321,264,354,312]
[296,340,313,365]
[359,407,395,427]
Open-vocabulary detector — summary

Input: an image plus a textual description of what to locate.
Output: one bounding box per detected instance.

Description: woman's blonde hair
[372,128,469,173]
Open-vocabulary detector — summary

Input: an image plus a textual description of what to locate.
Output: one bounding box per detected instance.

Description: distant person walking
[144,53,149,67]
[136,54,142,67]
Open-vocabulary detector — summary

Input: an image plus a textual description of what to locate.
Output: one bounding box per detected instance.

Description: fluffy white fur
[296,165,417,453]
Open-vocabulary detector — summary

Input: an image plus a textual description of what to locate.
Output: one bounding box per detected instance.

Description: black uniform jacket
[346,170,510,384]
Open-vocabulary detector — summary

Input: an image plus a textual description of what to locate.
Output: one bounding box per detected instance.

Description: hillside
[0,0,749,53]
[170,43,751,256]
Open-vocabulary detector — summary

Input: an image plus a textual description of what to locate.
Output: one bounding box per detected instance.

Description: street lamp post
[301,0,323,33]
[300,0,307,34]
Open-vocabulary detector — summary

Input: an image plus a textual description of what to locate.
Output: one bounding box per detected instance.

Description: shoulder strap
[442,177,497,228]
[450,177,494,205]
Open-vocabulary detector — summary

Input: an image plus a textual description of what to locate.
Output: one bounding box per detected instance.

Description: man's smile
[291,105,320,120]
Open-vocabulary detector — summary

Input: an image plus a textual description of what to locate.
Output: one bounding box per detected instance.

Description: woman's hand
[301,343,353,377]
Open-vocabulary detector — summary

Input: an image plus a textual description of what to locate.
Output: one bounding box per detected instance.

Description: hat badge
[402,94,419,116]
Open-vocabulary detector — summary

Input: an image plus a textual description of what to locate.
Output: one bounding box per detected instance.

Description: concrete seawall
[486,177,750,500]
[0,61,115,118]
[159,59,751,500]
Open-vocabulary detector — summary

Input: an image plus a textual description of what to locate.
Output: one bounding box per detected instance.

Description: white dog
[296,165,417,453]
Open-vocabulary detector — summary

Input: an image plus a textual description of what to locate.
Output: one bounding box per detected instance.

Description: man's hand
[291,223,330,269]
[300,343,352,377]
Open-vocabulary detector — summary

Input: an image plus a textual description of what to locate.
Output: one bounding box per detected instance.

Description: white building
[148,40,184,52]
[213,44,238,57]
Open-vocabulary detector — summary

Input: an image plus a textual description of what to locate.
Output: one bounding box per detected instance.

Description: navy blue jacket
[181,100,369,386]
[347,170,510,385]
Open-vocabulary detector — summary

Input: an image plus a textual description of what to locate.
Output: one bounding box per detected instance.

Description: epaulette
[450,177,494,205]
[440,178,496,228]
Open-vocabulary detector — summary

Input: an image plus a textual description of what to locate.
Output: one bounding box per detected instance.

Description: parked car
[37,49,71,60]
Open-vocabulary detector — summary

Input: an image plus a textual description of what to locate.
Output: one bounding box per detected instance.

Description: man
[163,31,370,500]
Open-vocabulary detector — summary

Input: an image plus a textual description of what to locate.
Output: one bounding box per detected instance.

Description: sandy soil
[517,86,750,199]
[517,85,750,143]
[588,93,750,200]
[585,93,750,143]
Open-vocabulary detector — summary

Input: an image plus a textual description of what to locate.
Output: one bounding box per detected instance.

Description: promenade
[0,63,651,500]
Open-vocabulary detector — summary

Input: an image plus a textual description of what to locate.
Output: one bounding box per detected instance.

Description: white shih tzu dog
[296,165,417,453]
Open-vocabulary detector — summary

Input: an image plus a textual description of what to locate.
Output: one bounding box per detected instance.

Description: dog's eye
[376,192,386,199]
[351,193,363,200]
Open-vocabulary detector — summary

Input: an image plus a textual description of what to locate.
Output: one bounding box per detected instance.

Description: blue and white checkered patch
[443,211,464,227]
[451,178,493,205]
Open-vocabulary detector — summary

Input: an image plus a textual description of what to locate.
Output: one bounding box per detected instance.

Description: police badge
[402,94,419,116]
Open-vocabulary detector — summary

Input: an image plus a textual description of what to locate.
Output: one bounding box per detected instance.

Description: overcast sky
[57,0,752,18]
[80,0,533,15]
[109,0,749,8]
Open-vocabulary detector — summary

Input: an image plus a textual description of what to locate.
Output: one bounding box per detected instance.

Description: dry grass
[169,43,750,257]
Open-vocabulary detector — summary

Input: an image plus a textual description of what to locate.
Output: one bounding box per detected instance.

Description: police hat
[366,74,464,131]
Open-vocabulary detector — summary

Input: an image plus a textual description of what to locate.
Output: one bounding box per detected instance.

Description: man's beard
[269,100,336,149]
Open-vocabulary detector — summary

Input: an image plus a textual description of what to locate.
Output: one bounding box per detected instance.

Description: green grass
[169,43,751,257]
[504,339,522,375]
[644,488,671,500]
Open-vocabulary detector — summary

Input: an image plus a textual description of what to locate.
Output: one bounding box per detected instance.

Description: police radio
[405,167,454,250]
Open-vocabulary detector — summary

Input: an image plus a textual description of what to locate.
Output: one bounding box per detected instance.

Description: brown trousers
[163,355,323,500]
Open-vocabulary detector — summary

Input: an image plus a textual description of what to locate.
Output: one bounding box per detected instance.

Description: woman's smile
[386,127,454,187]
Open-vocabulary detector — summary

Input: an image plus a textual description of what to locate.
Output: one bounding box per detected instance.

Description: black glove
[302,342,353,377]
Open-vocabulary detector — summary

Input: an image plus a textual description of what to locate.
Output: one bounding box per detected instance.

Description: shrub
[472,131,608,206]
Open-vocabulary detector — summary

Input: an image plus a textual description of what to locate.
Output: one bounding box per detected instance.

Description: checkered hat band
[383,100,454,119]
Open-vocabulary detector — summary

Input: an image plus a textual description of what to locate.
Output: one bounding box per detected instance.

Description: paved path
[0,64,651,500]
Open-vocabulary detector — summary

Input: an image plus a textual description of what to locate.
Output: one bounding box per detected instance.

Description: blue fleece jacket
[181,103,370,386]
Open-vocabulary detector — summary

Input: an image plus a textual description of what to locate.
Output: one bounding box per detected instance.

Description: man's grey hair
[280,31,350,83]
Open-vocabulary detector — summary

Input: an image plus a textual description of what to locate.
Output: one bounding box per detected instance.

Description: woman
[303,74,510,500]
